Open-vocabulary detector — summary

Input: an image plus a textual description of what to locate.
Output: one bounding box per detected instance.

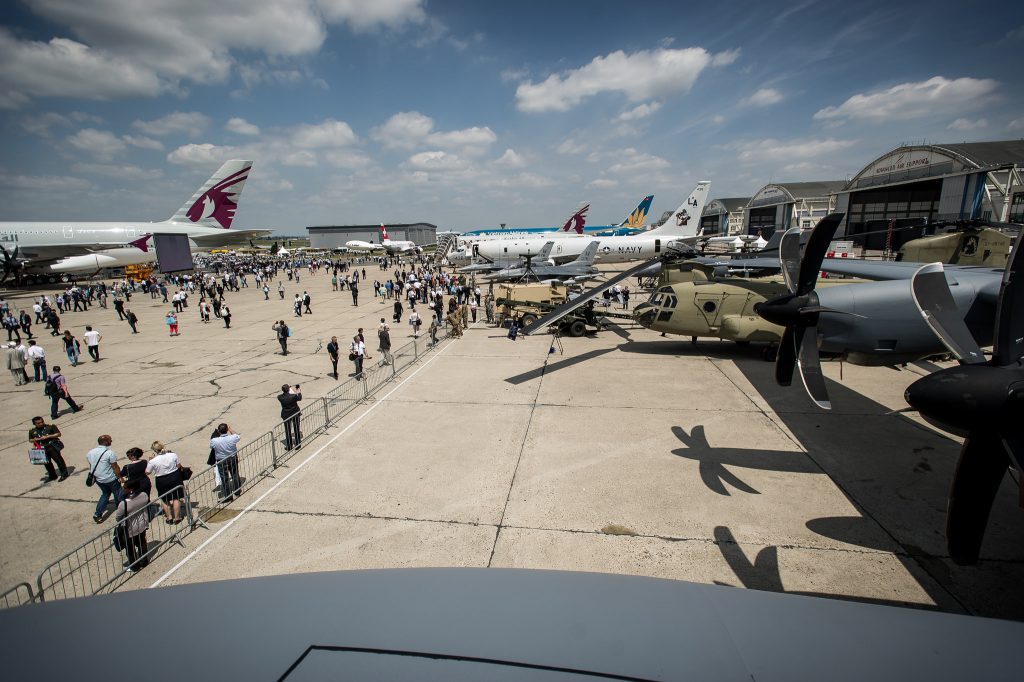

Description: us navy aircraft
[474,182,710,265]
[0,160,267,284]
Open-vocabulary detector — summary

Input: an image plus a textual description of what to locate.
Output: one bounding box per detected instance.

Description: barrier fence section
[3,333,448,608]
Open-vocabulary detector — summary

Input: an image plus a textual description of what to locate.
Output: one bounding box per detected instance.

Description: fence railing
[2,332,449,608]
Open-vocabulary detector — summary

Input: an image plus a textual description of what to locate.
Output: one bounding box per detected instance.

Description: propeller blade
[520,257,657,335]
[946,433,1009,565]
[910,262,986,364]
[779,228,801,293]
[797,325,830,410]
[796,213,844,296]
[775,325,800,387]
[992,231,1024,366]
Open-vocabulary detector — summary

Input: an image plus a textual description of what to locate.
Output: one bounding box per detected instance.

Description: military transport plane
[474,182,710,265]
[0,160,267,284]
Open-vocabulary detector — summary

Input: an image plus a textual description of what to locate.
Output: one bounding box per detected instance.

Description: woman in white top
[146,441,184,524]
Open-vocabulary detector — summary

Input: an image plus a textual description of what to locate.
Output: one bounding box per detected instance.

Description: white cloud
[2,1,430,106]
[515,46,735,112]
[316,0,426,32]
[1010,118,1024,130]
[166,143,239,166]
[556,138,588,155]
[324,149,372,168]
[132,112,211,137]
[740,88,783,107]
[226,117,261,136]
[371,111,435,150]
[371,111,495,154]
[71,162,163,180]
[282,150,318,167]
[814,76,999,122]
[0,28,162,107]
[603,149,670,174]
[729,137,857,164]
[122,134,164,151]
[501,67,529,83]
[291,119,358,148]
[404,151,470,172]
[588,178,618,189]
[493,149,526,168]
[948,117,988,131]
[711,114,726,124]
[711,49,741,66]
[67,128,127,161]
[616,102,662,121]
[0,171,93,192]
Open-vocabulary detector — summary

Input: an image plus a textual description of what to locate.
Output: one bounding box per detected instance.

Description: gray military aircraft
[752,214,1012,409]
[457,240,554,275]
[902,232,1023,565]
[485,240,601,283]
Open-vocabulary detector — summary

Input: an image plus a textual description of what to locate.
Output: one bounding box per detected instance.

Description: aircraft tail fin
[561,202,590,234]
[380,223,391,243]
[537,241,555,261]
[648,181,710,237]
[618,195,654,228]
[169,159,252,229]
[575,241,600,266]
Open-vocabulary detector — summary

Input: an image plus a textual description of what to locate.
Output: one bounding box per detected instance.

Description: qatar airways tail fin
[560,202,590,234]
[618,195,654,228]
[168,159,252,229]
[647,181,710,237]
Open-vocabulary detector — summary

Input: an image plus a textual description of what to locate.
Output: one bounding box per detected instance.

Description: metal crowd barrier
[35,485,189,601]
[0,332,450,608]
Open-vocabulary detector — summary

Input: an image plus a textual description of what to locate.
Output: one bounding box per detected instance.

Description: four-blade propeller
[904,232,1024,565]
[753,213,845,410]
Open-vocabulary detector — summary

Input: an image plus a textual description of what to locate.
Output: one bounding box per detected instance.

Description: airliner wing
[190,228,273,248]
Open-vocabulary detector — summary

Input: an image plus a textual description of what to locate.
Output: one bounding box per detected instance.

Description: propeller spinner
[903,233,1024,565]
[753,213,845,409]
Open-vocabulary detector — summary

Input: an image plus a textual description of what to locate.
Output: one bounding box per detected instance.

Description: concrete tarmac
[2,267,1022,619]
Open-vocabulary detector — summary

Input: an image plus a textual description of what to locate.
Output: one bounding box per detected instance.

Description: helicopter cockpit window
[663,295,678,309]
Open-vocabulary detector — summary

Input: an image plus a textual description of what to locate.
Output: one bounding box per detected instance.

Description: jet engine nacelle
[50,247,156,273]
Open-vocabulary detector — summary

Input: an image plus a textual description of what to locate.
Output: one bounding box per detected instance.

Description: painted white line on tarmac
[149,339,455,588]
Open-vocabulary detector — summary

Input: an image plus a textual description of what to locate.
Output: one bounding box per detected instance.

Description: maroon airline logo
[186,167,248,228]
[562,205,589,234]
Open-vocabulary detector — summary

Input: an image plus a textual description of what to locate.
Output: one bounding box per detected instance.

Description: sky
[0,0,1022,234]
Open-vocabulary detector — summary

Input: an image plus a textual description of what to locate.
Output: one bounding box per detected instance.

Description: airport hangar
[306,222,437,249]
[700,140,1024,247]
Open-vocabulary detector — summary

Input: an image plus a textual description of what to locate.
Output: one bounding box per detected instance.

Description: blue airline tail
[618,195,654,228]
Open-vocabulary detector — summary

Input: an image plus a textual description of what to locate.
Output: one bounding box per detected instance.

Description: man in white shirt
[83,326,101,362]
[26,339,46,382]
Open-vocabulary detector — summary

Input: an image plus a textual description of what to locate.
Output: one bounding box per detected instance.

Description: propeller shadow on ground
[670,425,818,495]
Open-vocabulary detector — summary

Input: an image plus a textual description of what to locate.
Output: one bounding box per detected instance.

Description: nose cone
[632,303,656,326]
[905,366,1008,437]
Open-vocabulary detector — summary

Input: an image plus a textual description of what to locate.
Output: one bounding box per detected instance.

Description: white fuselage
[0,219,228,273]
[475,232,683,264]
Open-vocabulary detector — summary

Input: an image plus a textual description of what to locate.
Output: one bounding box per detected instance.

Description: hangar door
[748,207,776,238]
[700,213,723,236]
[847,179,941,250]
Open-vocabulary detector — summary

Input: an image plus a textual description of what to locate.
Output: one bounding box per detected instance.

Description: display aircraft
[345,224,421,254]
[519,240,857,349]
[459,241,554,275]
[485,241,602,284]
[751,214,1013,408]
[0,160,267,284]
[475,182,710,265]
[903,234,1023,565]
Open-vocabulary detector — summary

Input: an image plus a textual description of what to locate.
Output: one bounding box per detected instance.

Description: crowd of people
[9,248,486,576]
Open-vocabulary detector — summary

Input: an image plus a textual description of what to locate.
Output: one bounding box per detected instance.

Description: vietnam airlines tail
[618,195,654,229]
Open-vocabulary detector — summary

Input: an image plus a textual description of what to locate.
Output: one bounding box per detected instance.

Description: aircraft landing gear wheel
[567,319,587,337]
[762,345,778,362]
[59,274,70,283]
[46,275,58,284]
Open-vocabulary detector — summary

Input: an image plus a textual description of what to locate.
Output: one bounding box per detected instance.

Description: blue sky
[0,0,1021,233]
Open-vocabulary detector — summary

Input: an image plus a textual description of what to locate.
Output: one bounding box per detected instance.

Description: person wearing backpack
[273,320,290,355]
[47,366,82,419]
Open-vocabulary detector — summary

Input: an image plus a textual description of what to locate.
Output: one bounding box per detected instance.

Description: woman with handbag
[115,479,150,572]
[146,441,185,524]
